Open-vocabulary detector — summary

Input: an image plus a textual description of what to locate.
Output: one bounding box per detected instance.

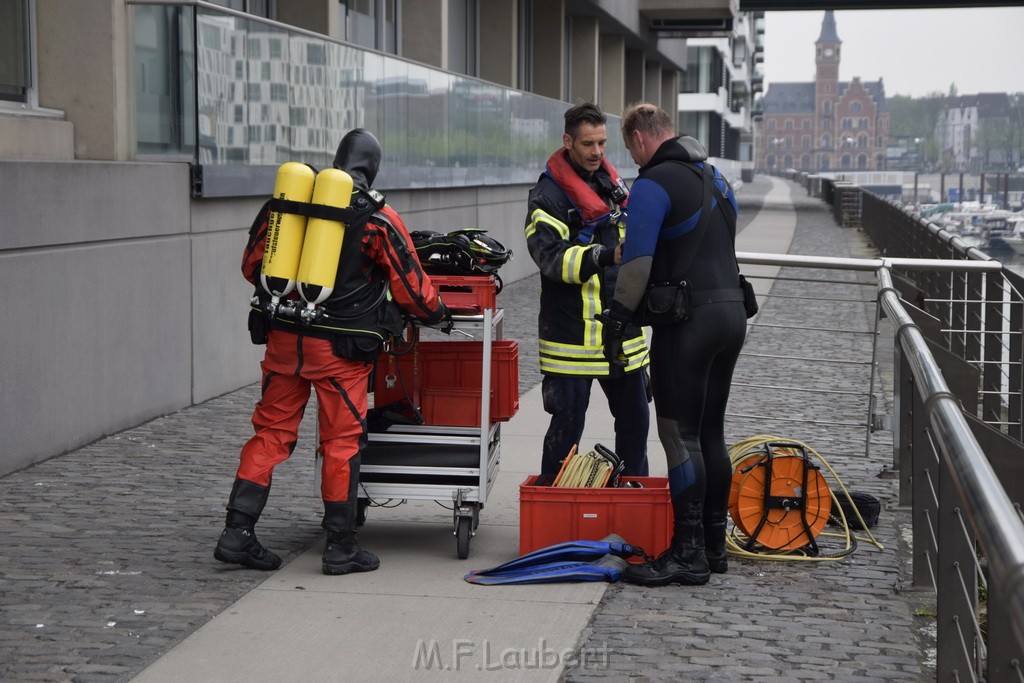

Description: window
[207,0,271,16]
[1,0,30,102]
[270,83,288,101]
[822,133,831,147]
[683,46,723,94]
[517,0,532,90]
[448,0,477,76]
[850,101,861,112]
[342,0,376,50]
[340,0,398,54]
[306,44,326,66]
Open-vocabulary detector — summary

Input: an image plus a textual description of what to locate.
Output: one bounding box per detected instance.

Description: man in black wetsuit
[600,103,747,587]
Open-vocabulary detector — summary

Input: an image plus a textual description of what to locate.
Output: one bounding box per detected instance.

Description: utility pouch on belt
[739,274,759,319]
[248,308,270,345]
[636,281,692,326]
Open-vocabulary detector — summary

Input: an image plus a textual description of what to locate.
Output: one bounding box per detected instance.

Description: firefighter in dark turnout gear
[525,103,650,479]
[215,129,451,575]
[603,103,745,587]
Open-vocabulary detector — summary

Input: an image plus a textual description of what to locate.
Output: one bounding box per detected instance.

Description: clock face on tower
[824,48,834,57]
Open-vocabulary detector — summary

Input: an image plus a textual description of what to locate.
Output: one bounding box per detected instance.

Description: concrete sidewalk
[131,176,803,682]
[0,176,930,682]
[132,380,662,682]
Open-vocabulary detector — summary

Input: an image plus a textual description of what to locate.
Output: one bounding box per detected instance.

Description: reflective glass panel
[133,4,632,195]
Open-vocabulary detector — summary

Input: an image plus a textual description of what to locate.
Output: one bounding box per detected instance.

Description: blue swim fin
[467,534,646,577]
[464,554,629,585]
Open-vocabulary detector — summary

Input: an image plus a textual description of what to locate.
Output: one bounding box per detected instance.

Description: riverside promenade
[0,175,932,682]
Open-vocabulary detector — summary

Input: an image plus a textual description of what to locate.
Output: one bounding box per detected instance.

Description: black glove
[594,245,616,268]
[430,301,454,334]
[596,308,629,376]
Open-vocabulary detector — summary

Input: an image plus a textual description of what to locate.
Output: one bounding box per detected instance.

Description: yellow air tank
[296,168,354,306]
[261,162,316,300]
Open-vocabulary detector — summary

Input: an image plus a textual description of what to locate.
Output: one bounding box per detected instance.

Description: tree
[888,94,945,138]
[972,94,1024,170]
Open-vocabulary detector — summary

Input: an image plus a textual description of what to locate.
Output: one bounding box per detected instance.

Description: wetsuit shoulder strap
[663,161,714,282]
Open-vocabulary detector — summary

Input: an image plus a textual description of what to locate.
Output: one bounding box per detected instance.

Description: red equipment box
[373,340,519,426]
[518,475,673,561]
[431,275,497,314]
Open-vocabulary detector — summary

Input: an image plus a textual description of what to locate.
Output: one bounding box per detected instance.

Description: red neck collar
[545,149,627,224]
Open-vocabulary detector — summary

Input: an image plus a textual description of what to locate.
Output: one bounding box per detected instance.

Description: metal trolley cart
[359,277,518,559]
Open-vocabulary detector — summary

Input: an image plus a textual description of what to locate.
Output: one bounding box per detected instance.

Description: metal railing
[778,174,1024,680]
[861,193,1024,444]
[736,250,1024,682]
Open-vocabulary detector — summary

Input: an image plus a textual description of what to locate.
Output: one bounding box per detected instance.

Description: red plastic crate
[373,340,519,425]
[431,275,497,314]
[519,475,673,561]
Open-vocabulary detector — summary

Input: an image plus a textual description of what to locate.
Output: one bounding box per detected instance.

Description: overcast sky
[763,7,1024,98]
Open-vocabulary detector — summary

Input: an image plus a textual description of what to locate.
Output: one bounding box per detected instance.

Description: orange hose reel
[728,442,832,552]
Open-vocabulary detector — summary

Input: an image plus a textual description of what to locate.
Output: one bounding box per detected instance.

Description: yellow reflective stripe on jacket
[581,275,601,344]
[539,352,649,376]
[538,334,648,376]
[561,245,590,284]
[526,207,569,241]
[539,334,647,356]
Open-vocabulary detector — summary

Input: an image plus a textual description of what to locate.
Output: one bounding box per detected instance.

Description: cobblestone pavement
[566,179,933,682]
[0,176,933,682]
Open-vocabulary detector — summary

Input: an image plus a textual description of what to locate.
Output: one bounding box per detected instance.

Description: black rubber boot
[214,479,282,571]
[321,500,379,575]
[704,514,729,574]
[622,523,710,587]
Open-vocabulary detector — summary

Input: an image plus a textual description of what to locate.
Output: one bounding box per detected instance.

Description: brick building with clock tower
[756,11,889,172]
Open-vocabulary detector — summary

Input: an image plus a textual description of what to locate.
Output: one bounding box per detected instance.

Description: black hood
[332,128,382,192]
[640,134,708,174]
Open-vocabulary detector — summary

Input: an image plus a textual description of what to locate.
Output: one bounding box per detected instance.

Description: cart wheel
[456,516,473,559]
[471,504,481,531]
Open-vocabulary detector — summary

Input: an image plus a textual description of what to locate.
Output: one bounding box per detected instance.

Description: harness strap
[267,197,376,225]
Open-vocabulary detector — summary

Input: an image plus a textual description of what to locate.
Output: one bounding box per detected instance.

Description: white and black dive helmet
[410,228,514,281]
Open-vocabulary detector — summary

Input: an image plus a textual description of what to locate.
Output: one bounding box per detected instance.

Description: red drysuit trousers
[236,330,371,502]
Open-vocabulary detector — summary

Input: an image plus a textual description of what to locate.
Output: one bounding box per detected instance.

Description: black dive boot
[622,523,710,587]
[704,514,729,574]
[321,500,380,575]
[214,479,282,570]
